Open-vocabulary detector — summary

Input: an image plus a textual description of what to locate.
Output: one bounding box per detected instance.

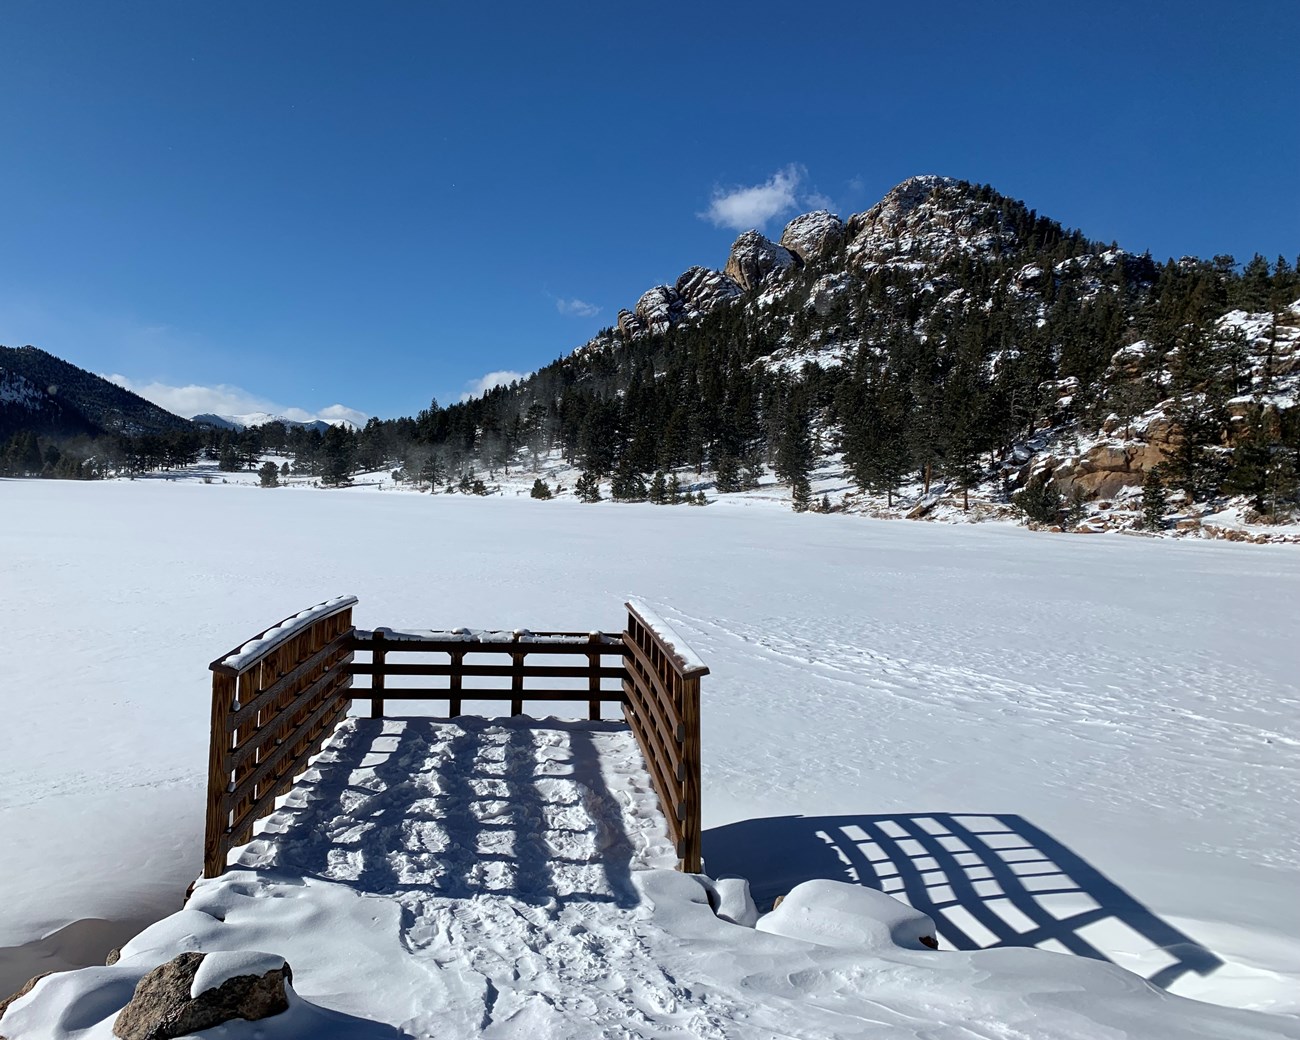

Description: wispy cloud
[459,369,527,403]
[556,297,601,318]
[701,165,804,231]
[700,165,840,230]
[103,374,368,427]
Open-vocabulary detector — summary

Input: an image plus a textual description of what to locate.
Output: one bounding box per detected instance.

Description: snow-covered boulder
[112,950,291,1040]
[696,875,760,927]
[755,879,938,952]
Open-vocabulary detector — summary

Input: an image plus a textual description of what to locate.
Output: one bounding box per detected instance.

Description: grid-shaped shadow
[237,717,639,908]
[704,813,1222,990]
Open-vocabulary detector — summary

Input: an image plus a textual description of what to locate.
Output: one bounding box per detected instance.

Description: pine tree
[1141,467,1166,530]
[529,478,552,500]
[575,470,602,503]
[791,474,812,513]
[648,470,667,504]
[666,472,682,504]
[258,461,280,488]
[1013,472,1062,525]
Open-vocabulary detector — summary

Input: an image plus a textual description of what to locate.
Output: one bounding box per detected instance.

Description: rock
[634,285,684,334]
[113,951,291,1040]
[723,231,795,292]
[0,971,53,1023]
[107,947,122,966]
[808,274,847,318]
[616,308,647,339]
[779,210,845,264]
[675,266,742,317]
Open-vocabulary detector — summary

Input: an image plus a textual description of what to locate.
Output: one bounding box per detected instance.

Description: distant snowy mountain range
[190,412,357,433]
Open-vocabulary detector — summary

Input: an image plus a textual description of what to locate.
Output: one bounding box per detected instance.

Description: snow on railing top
[362,627,623,646]
[213,595,359,674]
[626,598,709,677]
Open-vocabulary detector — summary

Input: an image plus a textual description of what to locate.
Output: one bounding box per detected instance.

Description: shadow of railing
[235,717,639,909]
[703,813,1222,990]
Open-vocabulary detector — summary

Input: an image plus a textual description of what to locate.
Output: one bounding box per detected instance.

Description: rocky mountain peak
[846,175,1020,266]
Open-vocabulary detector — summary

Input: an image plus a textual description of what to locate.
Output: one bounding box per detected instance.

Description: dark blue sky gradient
[1,2,1296,420]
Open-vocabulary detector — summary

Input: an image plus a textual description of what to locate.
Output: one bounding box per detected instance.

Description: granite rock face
[780,210,845,264]
[724,231,796,292]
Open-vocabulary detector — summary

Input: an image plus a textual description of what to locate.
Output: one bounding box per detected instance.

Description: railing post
[372,629,386,718]
[511,630,524,716]
[588,631,601,721]
[449,650,463,718]
[204,672,237,878]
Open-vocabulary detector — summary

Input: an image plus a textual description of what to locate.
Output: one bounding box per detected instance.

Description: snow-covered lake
[2,477,1298,1029]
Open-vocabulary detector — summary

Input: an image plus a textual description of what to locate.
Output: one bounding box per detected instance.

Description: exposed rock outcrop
[634,285,685,334]
[616,308,647,339]
[723,231,795,292]
[112,951,291,1040]
[780,210,845,264]
[675,266,742,316]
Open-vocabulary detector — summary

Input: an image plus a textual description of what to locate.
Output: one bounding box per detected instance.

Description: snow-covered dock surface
[7,716,1298,1039]
[3,480,1300,1035]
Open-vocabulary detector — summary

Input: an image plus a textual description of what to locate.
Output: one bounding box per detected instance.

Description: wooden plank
[625,602,710,679]
[623,653,686,776]
[347,661,628,680]
[228,674,348,809]
[349,636,625,656]
[226,630,353,732]
[226,685,350,840]
[622,635,683,739]
[228,665,345,773]
[351,688,626,703]
[623,675,686,784]
[211,596,358,675]
[624,698,683,846]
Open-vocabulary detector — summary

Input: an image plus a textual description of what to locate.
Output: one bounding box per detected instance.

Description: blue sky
[1,2,1296,423]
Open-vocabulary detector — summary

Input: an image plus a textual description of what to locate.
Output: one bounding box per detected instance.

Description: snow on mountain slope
[1,481,1298,1032]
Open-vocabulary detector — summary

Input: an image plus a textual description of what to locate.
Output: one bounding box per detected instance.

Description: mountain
[191,412,355,433]
[400,174,1300,524]
[0,345,193,439]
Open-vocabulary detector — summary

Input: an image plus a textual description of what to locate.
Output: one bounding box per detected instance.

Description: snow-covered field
[2,477,1299,1036]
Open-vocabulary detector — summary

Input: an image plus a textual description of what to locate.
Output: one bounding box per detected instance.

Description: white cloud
[702,165,804,231]
[556,297,601,318]
[459,369,527,403]
[103,374,369,427]
[700,165,842,230]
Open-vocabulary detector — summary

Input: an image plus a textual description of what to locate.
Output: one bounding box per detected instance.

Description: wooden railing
[205,596,357,878]
[204,598,707,878]
[621,599,708,873]
[348,628,627,719]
